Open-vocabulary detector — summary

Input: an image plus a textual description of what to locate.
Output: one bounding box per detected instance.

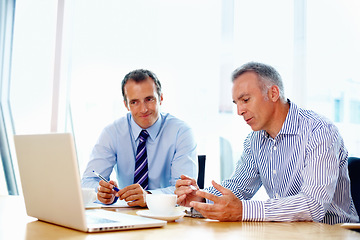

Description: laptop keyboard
[86,214,118,225]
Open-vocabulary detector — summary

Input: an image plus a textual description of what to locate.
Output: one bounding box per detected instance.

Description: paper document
[85,199,130,208]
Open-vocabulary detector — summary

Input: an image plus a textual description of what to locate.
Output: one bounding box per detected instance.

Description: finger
[97,191,115,204]
[175,179,193,188]
[180,174,192,180]
[98,180,109,188]
[118,184,143,199]
[116,184,134,197]
[97,196,114,205]
[196,190,221,203]
[98,183,113,194]
[176,194,187,204]
[122,190,144,202]
[182,175,198,186]
[190,201,216,215]
[109,180,118,188]
[125,193,146,204]
[127,198,146,207]
[190,201,227,220]
[211,180,232,195]
[175,185,196,197]
[98,180,116,193]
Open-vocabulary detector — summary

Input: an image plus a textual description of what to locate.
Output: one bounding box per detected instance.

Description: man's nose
[237,104,245,116]
[139,101,148,112]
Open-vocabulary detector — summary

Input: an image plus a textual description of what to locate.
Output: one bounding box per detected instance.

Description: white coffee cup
[146,194,177,215]
[81,188,96,205]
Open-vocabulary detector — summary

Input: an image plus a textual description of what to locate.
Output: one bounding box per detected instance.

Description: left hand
[116,184,148,207]
[190,180,243,221]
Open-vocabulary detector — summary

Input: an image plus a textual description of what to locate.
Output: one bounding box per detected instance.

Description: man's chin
[137,120,155,129]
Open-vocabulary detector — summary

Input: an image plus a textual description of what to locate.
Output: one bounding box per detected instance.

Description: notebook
[14,133,167,232]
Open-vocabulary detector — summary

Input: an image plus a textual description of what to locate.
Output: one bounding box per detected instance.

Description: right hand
[97,180,118,204]
[174,175,204,207]
[116,184,148,207]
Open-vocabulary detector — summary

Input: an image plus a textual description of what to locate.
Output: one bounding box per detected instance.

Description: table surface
[1,195,360,240]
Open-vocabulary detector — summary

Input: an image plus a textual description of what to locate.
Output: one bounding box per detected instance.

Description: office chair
[197,155,206,189]
[348,157,360,216]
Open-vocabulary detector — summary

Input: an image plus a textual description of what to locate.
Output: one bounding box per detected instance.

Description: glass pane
[10,0,58,134]
[307,0,360,156]
[65,0,223,177]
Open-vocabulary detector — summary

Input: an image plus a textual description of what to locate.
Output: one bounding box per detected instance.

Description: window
[334,98,344,123]
[350,100,360,124]
[4,0,360,195]
[0,0,18,195]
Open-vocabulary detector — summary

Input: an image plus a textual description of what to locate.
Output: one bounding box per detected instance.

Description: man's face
[124,77,163,129]
[232,71,275,132]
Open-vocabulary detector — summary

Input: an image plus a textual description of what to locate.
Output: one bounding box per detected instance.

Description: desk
[1,195,360,240]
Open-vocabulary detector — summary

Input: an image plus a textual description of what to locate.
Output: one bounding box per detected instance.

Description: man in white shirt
[175,62,358,224]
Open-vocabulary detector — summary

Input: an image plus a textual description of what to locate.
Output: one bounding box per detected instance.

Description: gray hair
[232,62,286,102]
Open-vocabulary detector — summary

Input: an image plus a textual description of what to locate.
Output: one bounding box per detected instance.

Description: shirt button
[273,146,277,150]
[275,193,280,198]
[273,169,277,174]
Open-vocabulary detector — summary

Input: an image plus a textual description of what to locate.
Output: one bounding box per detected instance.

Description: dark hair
[232,62,286,102]
[121,69,162,104]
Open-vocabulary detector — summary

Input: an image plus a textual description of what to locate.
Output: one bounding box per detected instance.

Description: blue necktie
[134,130,149,190]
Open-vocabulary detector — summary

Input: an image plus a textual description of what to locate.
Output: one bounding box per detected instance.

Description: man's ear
[159,93,164,105]
[124,100,130,111]
[269,85,280,102]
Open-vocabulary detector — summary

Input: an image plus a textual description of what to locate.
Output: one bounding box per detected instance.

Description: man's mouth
[245,117,253,124]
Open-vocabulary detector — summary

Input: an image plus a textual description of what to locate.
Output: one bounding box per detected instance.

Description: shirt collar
[277,99,300,136]
[130,113,162,141]
[261,99,300,138]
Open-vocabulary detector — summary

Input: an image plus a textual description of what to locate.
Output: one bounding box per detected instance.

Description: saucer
[136,210,185,221]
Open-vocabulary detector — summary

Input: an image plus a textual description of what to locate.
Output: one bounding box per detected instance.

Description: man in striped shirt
[175,62,359,224]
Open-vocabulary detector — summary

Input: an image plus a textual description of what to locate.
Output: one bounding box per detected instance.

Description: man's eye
[146,98,155,102]
[243,98,250,103]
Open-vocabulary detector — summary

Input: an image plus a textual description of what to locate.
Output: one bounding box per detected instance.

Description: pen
[189,185,197,190]
[92,170,120,192]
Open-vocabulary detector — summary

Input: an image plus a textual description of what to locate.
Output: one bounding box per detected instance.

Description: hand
[116,184,148,207]
[97,180,118,204]
[174,175,204,207]
[190,180,243,222]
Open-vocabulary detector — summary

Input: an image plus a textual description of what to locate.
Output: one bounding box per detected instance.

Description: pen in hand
[92,170,120,192]
[176,176,198,190]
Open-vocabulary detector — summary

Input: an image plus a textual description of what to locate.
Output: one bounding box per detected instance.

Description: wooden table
[1,195,360,240]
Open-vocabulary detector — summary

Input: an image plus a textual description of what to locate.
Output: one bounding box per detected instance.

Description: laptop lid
[14,133,166,232]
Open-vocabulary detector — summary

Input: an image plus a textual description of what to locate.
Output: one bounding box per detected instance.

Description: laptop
[14,133,167,232]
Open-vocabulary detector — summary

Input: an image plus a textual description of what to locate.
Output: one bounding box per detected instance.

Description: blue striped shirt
[207,100,359,224]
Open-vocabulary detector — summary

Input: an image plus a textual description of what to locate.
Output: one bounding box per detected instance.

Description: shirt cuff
[242,200,265,221]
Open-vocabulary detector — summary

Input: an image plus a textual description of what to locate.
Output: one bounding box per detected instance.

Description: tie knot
[139,130,149,142]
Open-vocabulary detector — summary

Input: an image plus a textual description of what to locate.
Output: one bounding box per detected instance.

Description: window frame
[0,0,18,195]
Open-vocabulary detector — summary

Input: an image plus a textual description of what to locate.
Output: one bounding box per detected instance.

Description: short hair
[121,69,162,104]
[232,62,286,102]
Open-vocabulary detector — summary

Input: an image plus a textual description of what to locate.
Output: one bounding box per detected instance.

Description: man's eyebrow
[237,93,249,100]
[128,98,139,102]
[233,93,248,104]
